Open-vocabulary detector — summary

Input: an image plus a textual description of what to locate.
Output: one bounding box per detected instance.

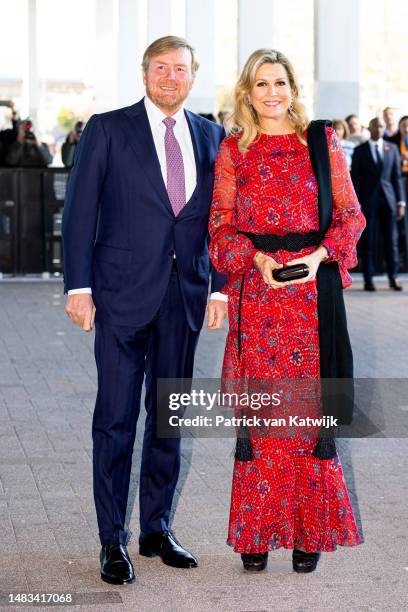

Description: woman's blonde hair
[228,49,308,153]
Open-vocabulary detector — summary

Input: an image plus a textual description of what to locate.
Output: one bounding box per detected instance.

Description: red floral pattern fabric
[209,128,365,553]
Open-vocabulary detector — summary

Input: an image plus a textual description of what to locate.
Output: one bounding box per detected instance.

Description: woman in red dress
[209,49,366,573]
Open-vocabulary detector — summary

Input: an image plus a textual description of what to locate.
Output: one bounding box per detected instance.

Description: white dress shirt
[68,96,227,301]
[144,94,197,202]
[368,137,384,162]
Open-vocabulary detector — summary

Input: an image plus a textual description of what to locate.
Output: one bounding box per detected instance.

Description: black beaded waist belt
[237,230,321,253]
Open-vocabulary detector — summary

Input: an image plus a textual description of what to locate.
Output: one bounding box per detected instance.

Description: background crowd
[0,99,407,288]
[1,100,407,181]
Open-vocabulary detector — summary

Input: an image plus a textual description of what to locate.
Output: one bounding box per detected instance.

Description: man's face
[383,108,394,126]
[369,118,385,141]
[143,47,195,114]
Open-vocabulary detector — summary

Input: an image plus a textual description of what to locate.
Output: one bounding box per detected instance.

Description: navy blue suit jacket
[61,98,226,331]
[351,140,405,216]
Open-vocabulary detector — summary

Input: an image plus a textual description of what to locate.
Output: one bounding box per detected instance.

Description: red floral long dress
[209,127,366,554]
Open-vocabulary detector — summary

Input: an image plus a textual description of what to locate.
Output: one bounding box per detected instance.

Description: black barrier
[19,169,43,273]
[0,167,407,275]
[43,170,69,274]
[0,169,18,274]
[0,168,70,275]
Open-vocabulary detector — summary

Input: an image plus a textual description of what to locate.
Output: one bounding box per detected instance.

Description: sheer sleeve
[209,139,258,274]
[320,127,366,287]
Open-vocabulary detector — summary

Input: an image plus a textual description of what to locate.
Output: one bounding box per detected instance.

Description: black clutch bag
[272,263,309,282]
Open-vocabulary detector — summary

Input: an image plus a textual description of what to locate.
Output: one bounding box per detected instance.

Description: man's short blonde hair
[142,36,199,74]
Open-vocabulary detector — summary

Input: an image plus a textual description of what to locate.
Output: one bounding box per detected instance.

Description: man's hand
[397,204,405,221]
[207,299,227,330]
[16,124,26,144]
[65,294,96,332]
[68,130,80,144]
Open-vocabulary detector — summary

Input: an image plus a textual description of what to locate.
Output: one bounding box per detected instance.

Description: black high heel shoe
[241,552,268,571]
[292,549,320,573]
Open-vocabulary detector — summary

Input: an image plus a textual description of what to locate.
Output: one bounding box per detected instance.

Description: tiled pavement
[0,275,407,612]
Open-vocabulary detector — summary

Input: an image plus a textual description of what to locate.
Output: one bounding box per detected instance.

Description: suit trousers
[360,194,399,283]
[92,264,200,545]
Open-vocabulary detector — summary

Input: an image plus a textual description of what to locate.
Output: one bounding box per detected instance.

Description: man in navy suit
[351,116,406,291]
[62,36,227,584]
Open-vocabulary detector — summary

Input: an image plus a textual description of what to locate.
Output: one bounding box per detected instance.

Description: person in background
[385,115,408,181]
[5,119,52,167]
[345,114,369,145]
[0,100,19,166]
[61,121,84,168]
[383,107,398,138]
[217,109,229,129]
[351,116,405,292]
[385,115,408,268]
[332,119,355,169]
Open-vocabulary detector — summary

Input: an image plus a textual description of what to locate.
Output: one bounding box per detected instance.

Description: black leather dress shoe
[241,552,268,571]
[389,278,403,291]
[139,530,197,568]
[292,549,320,573]
[100,544,135,584]
[364,282,376,292]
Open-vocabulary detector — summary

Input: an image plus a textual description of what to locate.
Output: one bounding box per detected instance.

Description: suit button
[169,250,175,257]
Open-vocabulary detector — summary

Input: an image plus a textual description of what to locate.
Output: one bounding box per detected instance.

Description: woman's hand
[254,252,284,289]
[283,245,329,285]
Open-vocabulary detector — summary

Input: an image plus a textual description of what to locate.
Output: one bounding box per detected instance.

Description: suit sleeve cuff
[67,287,92,295]
[210,292,228,302]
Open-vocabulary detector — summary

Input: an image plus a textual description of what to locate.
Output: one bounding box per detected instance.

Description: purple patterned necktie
[163,116,186,216]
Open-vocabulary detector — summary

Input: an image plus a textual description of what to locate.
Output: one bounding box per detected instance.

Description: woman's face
[335,124,345,140]
[249,62,293,125]
[400,119,408,137]
[348,117,361,134]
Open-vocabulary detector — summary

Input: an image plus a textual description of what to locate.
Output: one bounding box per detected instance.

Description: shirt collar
[369,137,384,148]
[144,95,186,129]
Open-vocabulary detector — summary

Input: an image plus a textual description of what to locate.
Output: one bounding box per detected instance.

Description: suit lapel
[122,100,209,218]
[176,110,210,219]
[184,110,207,189]
[123,100,174,216]
[383,142,392,173]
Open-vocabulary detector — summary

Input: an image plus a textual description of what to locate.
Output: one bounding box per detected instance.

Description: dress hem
[226,536,364,554]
